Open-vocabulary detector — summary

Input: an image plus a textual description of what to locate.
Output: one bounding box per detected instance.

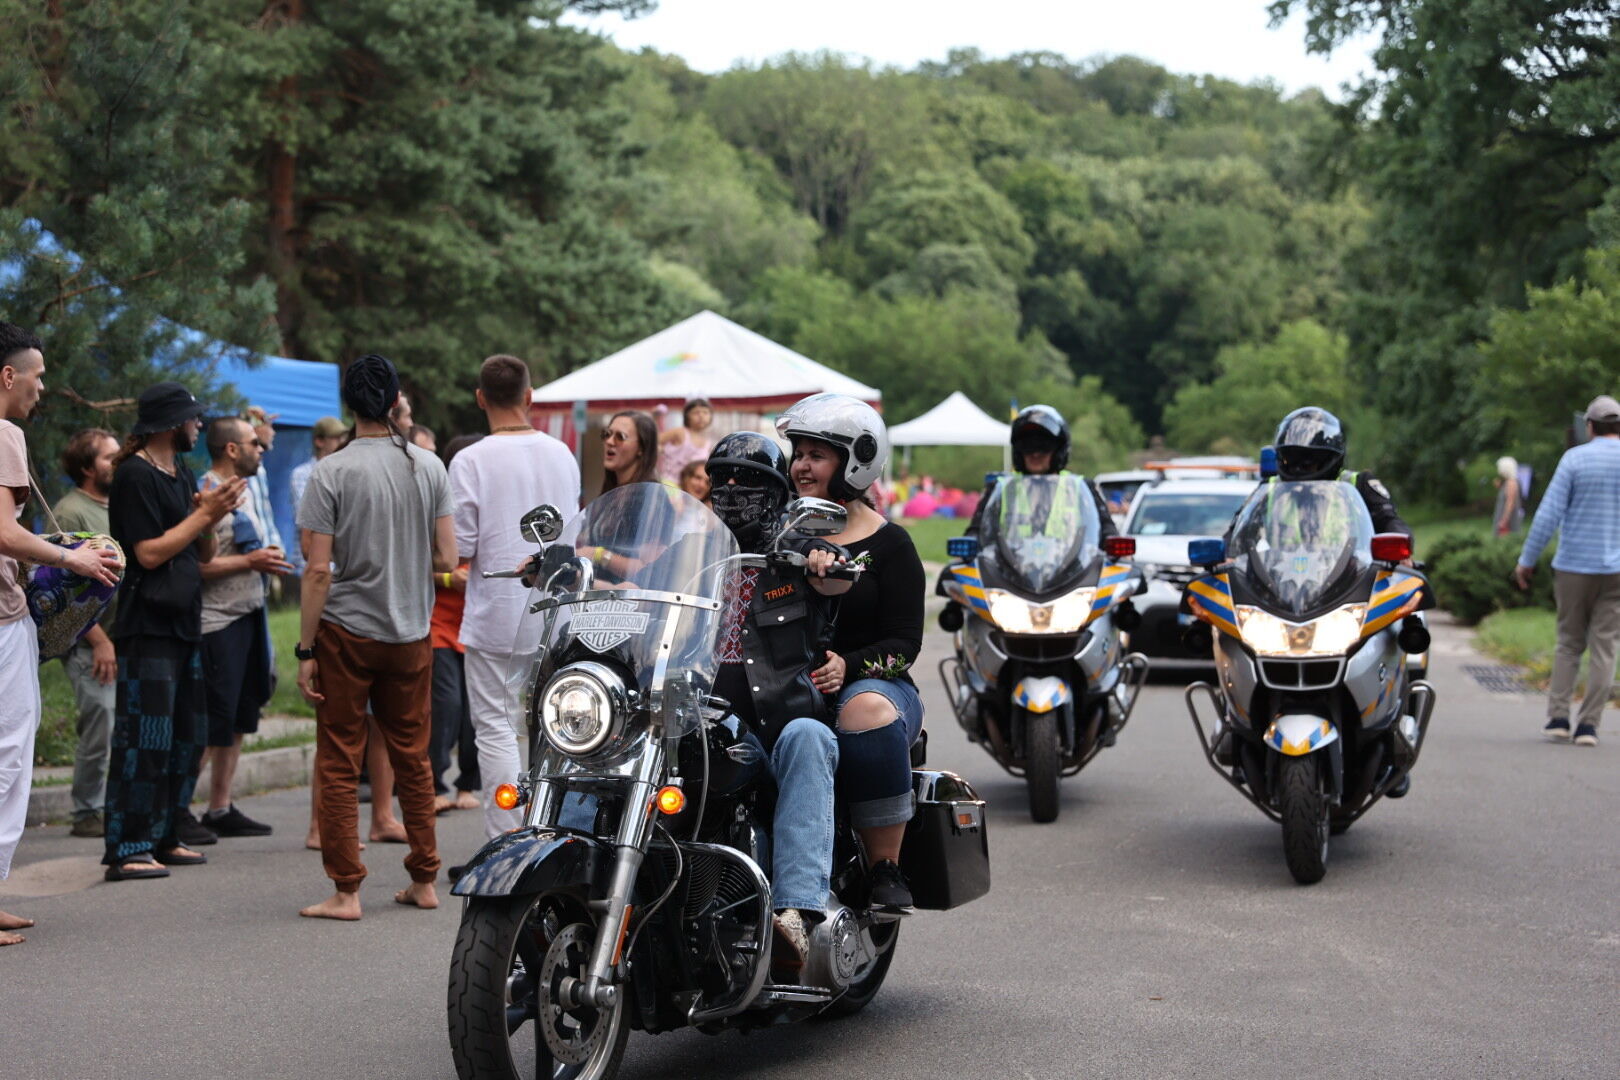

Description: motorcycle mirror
[519,505,564,546]
[780,497,845,538]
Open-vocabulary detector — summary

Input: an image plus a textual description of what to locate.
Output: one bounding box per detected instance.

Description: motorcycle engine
[801,907,878,991]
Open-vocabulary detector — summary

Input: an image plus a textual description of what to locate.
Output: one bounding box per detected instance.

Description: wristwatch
[294,643,315,661]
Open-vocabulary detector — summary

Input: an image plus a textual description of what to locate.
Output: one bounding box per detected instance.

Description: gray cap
[1586,395,1620,422]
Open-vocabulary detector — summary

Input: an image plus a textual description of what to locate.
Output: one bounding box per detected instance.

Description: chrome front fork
[575,745,663,1010]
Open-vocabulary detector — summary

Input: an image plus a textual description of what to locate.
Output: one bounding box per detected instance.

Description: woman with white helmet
[777,393,924,911]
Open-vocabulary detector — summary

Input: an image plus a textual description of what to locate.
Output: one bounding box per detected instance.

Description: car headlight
[539,662,627,757]
[986,587,1096,634]
[1235,604,1366,657]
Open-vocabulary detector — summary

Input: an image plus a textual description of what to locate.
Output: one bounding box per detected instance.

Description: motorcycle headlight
[985,587,1096,634]
[539,662,627,757]
[1235,604,1366,657]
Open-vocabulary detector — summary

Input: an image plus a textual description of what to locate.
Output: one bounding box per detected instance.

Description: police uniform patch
[1368,478,1390,499]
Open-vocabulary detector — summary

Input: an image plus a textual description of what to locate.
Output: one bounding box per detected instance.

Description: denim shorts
[837,678,924,744]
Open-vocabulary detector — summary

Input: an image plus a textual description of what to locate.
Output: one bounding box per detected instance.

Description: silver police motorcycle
[446,484,989,1079]
[1181,480,1437,884]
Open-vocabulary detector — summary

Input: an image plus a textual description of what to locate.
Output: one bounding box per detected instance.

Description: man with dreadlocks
[295,354,455,921]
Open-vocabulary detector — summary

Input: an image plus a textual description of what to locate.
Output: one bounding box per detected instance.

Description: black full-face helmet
[1274,407,1346,481]
[708,431,791,547]
[1011,405,1069,474]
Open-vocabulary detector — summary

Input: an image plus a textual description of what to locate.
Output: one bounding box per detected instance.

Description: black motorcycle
[446,484,990,1080]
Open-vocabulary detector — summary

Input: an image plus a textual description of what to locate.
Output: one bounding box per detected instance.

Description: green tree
[0,1,277,494]
[1477,247,1620,479]
[1162,319,1352,455]
[849,169,1033,288]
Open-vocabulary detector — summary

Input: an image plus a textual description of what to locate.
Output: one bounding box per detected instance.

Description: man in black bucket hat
[101,381,246,880]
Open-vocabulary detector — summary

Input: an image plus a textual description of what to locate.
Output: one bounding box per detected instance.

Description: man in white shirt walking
[452,355,580,836]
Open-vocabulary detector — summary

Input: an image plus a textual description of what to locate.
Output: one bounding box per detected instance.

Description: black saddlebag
[900,770,990,909]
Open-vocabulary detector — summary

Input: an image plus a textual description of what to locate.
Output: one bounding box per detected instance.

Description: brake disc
[538,922,610,1065]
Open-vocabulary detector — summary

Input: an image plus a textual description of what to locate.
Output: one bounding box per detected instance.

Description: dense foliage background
[2,0,1616,497]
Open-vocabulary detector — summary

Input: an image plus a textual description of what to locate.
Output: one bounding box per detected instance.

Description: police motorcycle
[446,484,990,1080]
[938,473,1149,822]
[1180,480,1437,885]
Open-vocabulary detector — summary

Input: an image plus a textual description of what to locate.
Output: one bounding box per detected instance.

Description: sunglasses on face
[600,429,631,444]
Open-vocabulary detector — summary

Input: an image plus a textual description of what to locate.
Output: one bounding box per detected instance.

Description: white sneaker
[771,908,808,971]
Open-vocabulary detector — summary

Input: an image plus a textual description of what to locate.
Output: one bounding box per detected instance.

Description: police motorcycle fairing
[446,485,989,1080]
[1180,480,1438,885]
[938,473,1148,822]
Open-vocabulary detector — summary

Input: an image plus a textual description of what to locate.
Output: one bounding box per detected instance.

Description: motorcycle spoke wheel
[449,893,629,1080]
[1278,755,1330,885]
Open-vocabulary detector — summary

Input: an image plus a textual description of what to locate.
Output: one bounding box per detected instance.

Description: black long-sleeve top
[832,522,924,688]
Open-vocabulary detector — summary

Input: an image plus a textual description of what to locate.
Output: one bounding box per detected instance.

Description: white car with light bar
[938,473,1149,823]
[1179,479,1438,885]
[1121,477,1259,659]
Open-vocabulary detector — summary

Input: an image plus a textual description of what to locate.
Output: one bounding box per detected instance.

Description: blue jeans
[836,678,923,829]
[769,717,839,912]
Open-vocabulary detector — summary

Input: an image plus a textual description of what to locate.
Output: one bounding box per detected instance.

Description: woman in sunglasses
[598,411,660,496]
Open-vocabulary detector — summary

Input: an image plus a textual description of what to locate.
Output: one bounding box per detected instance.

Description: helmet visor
[1276,446,1341,479]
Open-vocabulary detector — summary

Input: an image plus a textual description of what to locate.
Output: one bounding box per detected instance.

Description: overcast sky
[564,0,1378,99]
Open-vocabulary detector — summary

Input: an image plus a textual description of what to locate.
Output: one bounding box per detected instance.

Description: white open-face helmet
[775,392,890,498]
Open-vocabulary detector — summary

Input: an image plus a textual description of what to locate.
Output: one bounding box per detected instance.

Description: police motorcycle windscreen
[1226,481,1375,619]
[978,474,1103,594]
[507,483,737,752]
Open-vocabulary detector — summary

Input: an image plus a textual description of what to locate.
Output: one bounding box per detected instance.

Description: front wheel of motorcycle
[1025,709,1061,823]
[817,921,901,1020]
[1278,755,1330,885]
[448,892,631,1080]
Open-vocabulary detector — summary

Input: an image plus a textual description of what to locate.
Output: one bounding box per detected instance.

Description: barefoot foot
[0,910,36,931]
[369,821,408,844]
[0,930,24,946]
[433,794,455,814]
[305,834,366,852]
[454,790,481,811]
[394,882,439,909]
[299,892,362,921]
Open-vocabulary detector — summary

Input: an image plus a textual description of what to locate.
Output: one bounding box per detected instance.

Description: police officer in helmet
[965,404,1118,539]
[1273,406,1409,537]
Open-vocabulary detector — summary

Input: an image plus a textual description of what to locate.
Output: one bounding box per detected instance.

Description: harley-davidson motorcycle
[937,473,1149,822]
[446,484,990,1080]
[1180,480,1437,884]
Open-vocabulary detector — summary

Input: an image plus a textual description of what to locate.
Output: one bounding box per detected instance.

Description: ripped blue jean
[836,678,923,829]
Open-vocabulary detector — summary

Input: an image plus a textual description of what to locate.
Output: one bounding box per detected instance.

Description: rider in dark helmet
[1273,407,1410,536]
[706,431,853,975]
[962,404,1118,541]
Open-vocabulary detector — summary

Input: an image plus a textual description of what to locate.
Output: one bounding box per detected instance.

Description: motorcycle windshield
[1227,481,1375,617]
[509,483,738,737]
[980,474,1102,594]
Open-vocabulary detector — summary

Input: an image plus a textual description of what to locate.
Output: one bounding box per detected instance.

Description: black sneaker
[868,859,913,911]
[202,803,273,837]
[1544,716,1572,741]
[1385,773,1411,798]
[176,808,218,847]
[1574,723,1599,747]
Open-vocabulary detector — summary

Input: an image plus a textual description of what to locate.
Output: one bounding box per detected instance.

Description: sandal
[105,857,171,882]
[154,847,208,866]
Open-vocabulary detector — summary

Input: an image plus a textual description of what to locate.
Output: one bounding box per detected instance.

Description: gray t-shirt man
[297,439,451,644]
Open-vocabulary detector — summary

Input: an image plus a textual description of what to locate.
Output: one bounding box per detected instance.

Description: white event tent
[531,310,881,491]
[888,391,1012,471]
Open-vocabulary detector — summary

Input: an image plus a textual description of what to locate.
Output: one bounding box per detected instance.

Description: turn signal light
[493,783,523,811]
[656,786,686,815]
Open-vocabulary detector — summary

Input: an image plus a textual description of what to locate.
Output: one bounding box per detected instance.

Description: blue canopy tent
[2,220,341,548]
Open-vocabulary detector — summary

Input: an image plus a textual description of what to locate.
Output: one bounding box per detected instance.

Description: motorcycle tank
[1227,481,1375,618]
[677,712,769,797]
[978,474,1104,595]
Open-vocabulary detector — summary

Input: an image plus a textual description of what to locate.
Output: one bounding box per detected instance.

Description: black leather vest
[720,562,835,751]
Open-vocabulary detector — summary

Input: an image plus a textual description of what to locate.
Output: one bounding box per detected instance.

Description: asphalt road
[5,615,1617,1080]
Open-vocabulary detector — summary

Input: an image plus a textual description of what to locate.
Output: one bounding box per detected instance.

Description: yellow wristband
[594,546,606,563]
[439,572,451,588]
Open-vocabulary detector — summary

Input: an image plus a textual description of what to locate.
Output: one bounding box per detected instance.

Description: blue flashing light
[947,536,979,560]
[1188,537,1226,566]
[1259,445,1278,479]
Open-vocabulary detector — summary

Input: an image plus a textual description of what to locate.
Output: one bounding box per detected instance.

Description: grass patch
[34,604,315,768]
[1404,503,1496,555]
[1476,607,1620,703]
[897,515,969,563]
[243,727,316,753]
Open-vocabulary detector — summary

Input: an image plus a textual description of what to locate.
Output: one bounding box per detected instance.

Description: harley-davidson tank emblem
[572,599,650,653]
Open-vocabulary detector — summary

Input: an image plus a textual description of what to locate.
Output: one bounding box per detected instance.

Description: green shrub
[1424,533,1555,624]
